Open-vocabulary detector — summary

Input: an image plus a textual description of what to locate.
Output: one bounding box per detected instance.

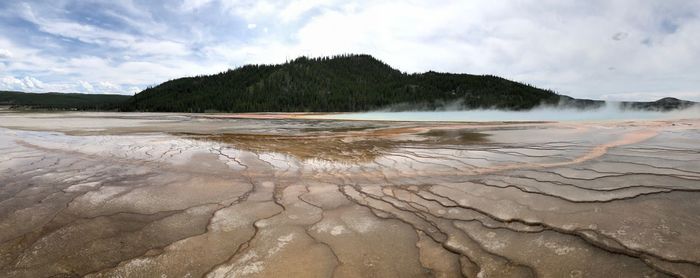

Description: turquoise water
[313,105,700,122]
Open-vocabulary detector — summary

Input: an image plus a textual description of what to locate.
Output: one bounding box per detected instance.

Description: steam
[323,101,700,122]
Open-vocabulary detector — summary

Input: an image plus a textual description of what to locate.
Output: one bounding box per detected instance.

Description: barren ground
[1,112,699,277]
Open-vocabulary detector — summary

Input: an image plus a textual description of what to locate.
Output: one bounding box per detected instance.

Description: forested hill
[0,91,130,110]
[125,54,589,112]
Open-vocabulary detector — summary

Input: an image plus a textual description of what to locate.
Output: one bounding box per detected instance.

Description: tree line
[122,54,570,113]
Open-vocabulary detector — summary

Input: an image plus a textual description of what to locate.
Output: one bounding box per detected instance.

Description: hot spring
[308,103,700,122]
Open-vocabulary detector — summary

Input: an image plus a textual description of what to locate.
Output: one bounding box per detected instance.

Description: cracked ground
[0,112,699,277]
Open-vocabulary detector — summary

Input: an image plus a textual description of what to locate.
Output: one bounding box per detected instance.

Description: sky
[0,0,699,101]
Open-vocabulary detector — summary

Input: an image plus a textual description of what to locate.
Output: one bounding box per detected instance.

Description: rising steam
[322,99,700,122]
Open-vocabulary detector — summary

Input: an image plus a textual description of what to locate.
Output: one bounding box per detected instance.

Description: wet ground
[0,112,699,277]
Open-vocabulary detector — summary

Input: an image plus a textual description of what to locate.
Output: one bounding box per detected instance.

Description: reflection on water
[313,104,700,122]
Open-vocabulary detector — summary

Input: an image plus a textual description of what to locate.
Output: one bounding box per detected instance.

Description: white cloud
[17,3,190,57]
[1,76,24,90]
[180,0,215,11]
[1,0,699,101]
[129,40,190,56]
[19,3,134,46]
[219,0,278,20]
[229,0,700,101]
[75,81,123,94]
[97,81,121,91]
[0,48,12,59]
[127,86,142,94]
[279,0,332,22]
[1,76,44,91]
[78,80,94,92]
[0,76,139,95]
[24,76,44,89]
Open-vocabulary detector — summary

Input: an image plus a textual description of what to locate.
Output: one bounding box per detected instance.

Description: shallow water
[313,105,700,122]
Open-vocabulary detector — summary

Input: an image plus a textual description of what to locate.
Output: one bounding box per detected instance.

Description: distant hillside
[620,97,696,111]
[125,54,592,112]
[0,91,130,110]
[4,55,694,113]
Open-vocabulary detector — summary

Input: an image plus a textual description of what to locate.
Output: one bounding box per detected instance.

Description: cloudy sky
[0,0,699,101]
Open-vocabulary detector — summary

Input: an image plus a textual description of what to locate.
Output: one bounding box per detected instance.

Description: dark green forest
[620,97,696,111]
[5,55,691,113]
[0,91,130,110]
[125,54,591,112]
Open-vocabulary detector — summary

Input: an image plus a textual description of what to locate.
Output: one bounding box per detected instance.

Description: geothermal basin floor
[0,112,699,277]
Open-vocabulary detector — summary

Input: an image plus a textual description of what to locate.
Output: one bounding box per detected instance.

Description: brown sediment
[419,129,491,144]
[178,132,399,163]
[0,113,699,277]
[174,127,489,163]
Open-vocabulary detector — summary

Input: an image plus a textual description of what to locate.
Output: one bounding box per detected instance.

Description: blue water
[314,105,700,122]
